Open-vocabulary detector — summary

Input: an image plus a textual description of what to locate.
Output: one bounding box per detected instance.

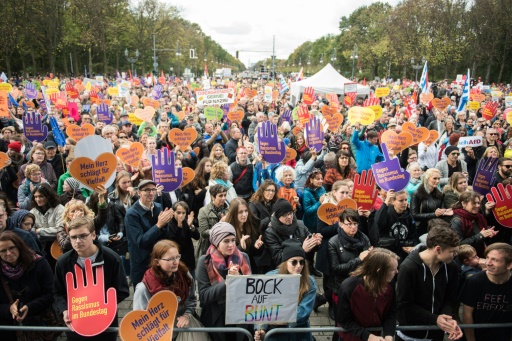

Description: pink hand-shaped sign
[486,183,512,228]
[371,143,410,191]
[352,170,377,211]
[66,258,118,336]
[257,121,286,164]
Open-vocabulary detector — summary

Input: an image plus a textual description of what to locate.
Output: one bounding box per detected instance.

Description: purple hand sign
[371,143,410,191]
[23,112,48,142]
[38,99,47,112]
[154,85,163,93]
[152,85,162,100]
[150,148,183,192]
[473,157,498,195]
[257,121,286,164]
[96,103,113,124]
[97,92,105,100]
[279,110,292,125]
[305,117,324,152]
[25,82,38,99]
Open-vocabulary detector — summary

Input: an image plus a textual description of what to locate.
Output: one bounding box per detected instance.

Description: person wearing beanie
[7,141,22,154]
[60,177,86,206]
[254,238,317,341]
[434,145,467,187]
[196,221,252,341]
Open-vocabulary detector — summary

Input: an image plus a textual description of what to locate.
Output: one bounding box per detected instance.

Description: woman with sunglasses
[435,145,468,188]
[254,239,316,341]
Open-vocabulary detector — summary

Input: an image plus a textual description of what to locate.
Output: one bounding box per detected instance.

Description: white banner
[458,136,483,148]
[196,88,235,106]
[226,275,300,325]
[344,83,357,94]
[505,96,512,108]
[264,86,272,102]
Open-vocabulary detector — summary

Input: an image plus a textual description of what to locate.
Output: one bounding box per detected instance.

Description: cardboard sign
[375,87,390,98]
[228,110,244,122]
[482,101,499,120]
[116,142,144,168]
[0,152,10,171]
[303,87,315,105]
[473,157,498,196]
[432,97,450,111]
[380,130,413,155]
[66,124,95,141]
[344,83,357,94]
[284,147,297,163]
[257,121,286,164]
[142,98,160,109]
[305,117,324,152]
[69,153,117,190]
[348,107,375,125]
[226,275,300,325]
[352,170,377,211]
[0,91,9,117]
[120,291,178,341]
[150,149,183,192]
[468,101,481,110]
[297,105,311,125]
[486,183,512,228]
[323,112,344,132]
[471,93,485,103]
[181,167,195,187]
[168,128,198,149]
[23,112,49,142]
[401,122,429,145]
[66,259,117,336]
[317,199,358,225]
[204,107,223,121]
[457,136,483,148]
[134,107,155,122]
[371,144,410,191]
[196,88,235,106]
[424,130,440,146]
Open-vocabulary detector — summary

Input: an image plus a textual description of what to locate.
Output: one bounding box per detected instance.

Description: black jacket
[229,160,254,199]
[373,203,417,255]
[167,218,200,270]
[396,246,459,340]
[410,186,444,236]
[225,138,239,164]
[0,164,19,204]
[249,201,273,233]
[316,219,339,276]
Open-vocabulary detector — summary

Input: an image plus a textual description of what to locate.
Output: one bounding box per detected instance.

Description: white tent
[290,63,370,105]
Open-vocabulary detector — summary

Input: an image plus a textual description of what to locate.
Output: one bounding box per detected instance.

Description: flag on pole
[279,76,289,95]
[419,61,429,94]
[296,67,304,81]
[0,72,7,82]
[457,69,470,113]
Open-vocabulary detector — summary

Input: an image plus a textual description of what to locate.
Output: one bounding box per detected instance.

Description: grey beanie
[210,222,236,247]
[65,177,81,191]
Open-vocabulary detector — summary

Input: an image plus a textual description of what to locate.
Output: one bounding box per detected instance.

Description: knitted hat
[65,177,81,191]
[8,141,22,154]
[281,239,305,262]
[445,145,459,156]
[210,222,236,247]
[272,198,294,219]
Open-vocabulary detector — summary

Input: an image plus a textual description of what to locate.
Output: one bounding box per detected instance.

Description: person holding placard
[197,222,252,341]
[254,238,317,341]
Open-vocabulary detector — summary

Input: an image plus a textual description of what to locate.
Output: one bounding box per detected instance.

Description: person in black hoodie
[373,190,417,260]
[396,224,463,341]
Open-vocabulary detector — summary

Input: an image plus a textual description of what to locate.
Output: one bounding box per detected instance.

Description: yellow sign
[468,101,481,110]
[45,88,59,96]
[375,87,390,98]
[368,105,383,120]
[348,107,376,125]
[42,79,51,86]
[85,82,92,92]
[506,110,512,125]
[128,113,143,126]
[107,87,119,96]
[0,83,13,92]
[393,85,401,91]
[48,80,59,88]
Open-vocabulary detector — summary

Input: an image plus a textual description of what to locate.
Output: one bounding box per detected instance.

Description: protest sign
[375,87,390,98]
[305,117,324,152]
[504,108,512,125]
[322,111,344,132]
[297,105,311,125]
[482,101,499,120]
[225,275,300,324]
[134,107,155,122]
[352,170,377,211]
[66,259,117,336]
[196,88,235,106]
[326,93,340,111]
[0,83,13,92]
[344,83,357,94]
[348,107,375,125]
[68,102,80,122]
[471,93,485,103]
[142,98,160,109]
[432,97,451,111]
[150,149,183,192]
[119,290,178,341]
[424,130,440,146]
[128,113,144,126]
[420,93,434,104]
[257,121,286,164]
[457,136,483,148]
[168,128,197,149]
[371,144,410,191]
[380,130,413,155]
[505,96,512,108]
[317,199,358,225]
[116,142,144,168]
[0,152,9,171]
[69,153,117,190]
[486,183,512,228]
[264,86,272,102]
[204,107,223,121]
[284,147,297,163]
[472,157,498,196]
[401,122,429,145]
[181,167,195,187]
[0,91,9,117]
[97,103,113,124]
[25,82,38,99]
[66,124,95,141]
[228,110,244,122]
[245,89,257,99]
[23,112,48,142]
[303,87,315,105]
[468,101,481,110]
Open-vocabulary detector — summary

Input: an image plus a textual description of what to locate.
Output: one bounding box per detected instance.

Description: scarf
[142,268,189,304]
[337,228,366,253]
[270,214,298,238]
[24,178,40,196]
[453,208,487,238]
[204,244,251,285]
[214,179,230,189]
[0,253,42,280]
[409,177,421,185]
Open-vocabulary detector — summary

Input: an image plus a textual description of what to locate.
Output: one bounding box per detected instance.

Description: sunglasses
[502,165,512,169]
[450,152,460,156]
[289,259,305,267]
[489,133,498,136]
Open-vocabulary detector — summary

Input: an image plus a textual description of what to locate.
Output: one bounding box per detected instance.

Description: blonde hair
[24,164,41,178]
[422,168,441,193]
[62,199,95,226]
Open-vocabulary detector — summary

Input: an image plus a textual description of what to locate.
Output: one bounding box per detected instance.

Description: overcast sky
[168,0,400,68]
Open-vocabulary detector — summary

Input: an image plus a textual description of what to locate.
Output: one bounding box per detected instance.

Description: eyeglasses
[33,152,45,156]
[288,259,305,267]
[160,255,181,262]
[140,188,157,193]
[119,135,127,138]
[489,133,498,136]
[450,152,460,156]
[342,222,358,227]
[70,233,91,242]
[0,246,17,254]
[281,212,294,218]
[339,157,349,160]
[264,189,276,193]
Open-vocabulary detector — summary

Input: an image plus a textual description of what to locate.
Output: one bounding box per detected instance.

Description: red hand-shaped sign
[303,87,315,105]
[486,183,512,228]
[352,170,377,211]
[66,258,118,336]
[482,101,499,120]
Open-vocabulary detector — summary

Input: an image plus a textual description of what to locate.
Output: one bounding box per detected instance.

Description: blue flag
[457,69,470,113]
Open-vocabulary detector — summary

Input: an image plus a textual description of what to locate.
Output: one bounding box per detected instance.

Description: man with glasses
[485,128,503,156]
[495,157,512,184]
[125,180,174,287]
[54,216,129,340]
[435,145,468,187]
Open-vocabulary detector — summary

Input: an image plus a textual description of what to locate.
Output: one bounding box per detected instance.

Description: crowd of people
[0,73,510,341]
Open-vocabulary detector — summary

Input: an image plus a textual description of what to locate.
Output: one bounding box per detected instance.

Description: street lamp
[176,42,181,77]
[331,49,337,63]
[350,44,358,80]
[411,57,425,82]
[299,58,302,66]
[124,48,140,75]
[319,53,324,64]
[307,52,311,66]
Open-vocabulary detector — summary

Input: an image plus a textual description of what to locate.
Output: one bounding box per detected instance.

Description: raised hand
[486,183,512,227]
[65,258,117,336]
[96,103,113,124]
[472,157,498,195]
[371,143,410,192]
[66,82,79,99]
[363,97,380,107]
[305,116,324,152]
[25,82,38,99]
[352,170,377,210]
[257,121,286,164]
[150,148,183,192]
[50,116,66,147]
[254,235,264,249]
[23,111,48,142]
[303,87,315,105]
